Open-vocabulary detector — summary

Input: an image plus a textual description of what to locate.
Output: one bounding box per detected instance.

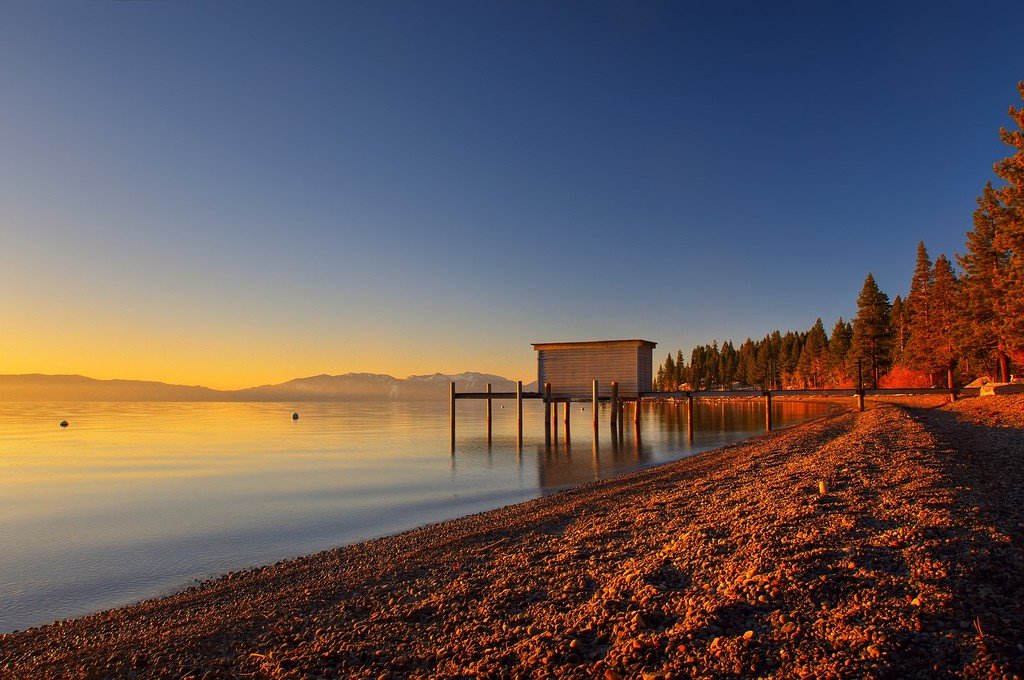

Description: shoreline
[2,395,1022,678]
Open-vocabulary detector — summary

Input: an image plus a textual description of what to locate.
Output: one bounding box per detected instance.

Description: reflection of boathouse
[533,339,657,398]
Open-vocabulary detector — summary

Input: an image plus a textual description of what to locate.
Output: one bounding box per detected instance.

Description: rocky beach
[1,395,1022,679]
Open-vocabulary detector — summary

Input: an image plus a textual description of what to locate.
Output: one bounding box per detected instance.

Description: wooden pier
[449,379,964,451]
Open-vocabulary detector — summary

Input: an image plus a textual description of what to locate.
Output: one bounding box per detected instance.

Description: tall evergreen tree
[851,273,892,388]
[798,319,829,388]
[957,183,1008,379]
[718,340,737,387]
[904,242,933,372]
[929,255,961,387]
[992,82,1024,368]
[891,295,907,367]
[663,353,677,391]
[736,338,756,387]
[829,317,853,385]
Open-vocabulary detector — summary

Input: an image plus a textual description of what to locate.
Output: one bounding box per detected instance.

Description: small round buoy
[60,420,69,428]
[292,412,299,420]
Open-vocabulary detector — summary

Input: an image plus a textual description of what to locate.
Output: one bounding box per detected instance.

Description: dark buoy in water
[292,412,299,420]
[60,420,69,428]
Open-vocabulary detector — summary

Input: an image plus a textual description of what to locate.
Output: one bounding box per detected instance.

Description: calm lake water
[0,398,831,633]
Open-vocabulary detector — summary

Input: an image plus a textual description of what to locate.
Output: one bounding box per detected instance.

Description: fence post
[857,360,865,412]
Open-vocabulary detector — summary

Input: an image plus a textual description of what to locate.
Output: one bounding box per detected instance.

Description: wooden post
[516,380,523,449]
[686,393,694,443]
[610,381,619,431]
[765,391,773,431]
[544,382,552,445]
[857,360,865,412]
[553,398,559,438]
[562,401,571,442]
[485,383,492,444]
[449,381,456,451]
[592,379,599,429]
[634,397,641,426]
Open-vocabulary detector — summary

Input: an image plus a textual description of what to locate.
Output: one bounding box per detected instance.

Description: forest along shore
[2,397,1022,679]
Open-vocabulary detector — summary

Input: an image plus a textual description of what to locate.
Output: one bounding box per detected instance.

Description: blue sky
[1,1,1022,387]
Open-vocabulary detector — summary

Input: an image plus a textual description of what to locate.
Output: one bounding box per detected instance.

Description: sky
[1,1,1022,389]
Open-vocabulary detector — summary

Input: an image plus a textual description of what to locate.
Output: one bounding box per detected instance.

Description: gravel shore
[2,396,1022,679]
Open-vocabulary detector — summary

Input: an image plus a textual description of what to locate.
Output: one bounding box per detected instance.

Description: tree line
[655,82,1024,391]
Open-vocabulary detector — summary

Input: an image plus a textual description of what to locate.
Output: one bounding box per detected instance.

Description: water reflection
[454,398,832,493]
[0,398,830,633]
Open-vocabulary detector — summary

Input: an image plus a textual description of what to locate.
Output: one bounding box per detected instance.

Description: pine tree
[851,273,892,388]
[829,318,853,386]
[675,350,686,389]
[688,346,704,390]
[798,319,829,388]
[718,340,737,387]
[891,296,907,367]
[957,183,1007,379]
[736,338,756,387]
[663,353,677,391]
[904,242,933,372]
[929,255,961,387]
[992,82,1024,368]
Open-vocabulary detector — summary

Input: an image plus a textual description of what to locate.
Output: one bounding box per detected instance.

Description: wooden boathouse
[449,339,963,450]
[533,339,657,398]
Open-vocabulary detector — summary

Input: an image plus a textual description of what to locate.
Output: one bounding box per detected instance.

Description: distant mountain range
[0,373,539,402]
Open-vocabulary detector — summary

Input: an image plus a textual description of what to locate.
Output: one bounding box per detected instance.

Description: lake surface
[0,398,831,633]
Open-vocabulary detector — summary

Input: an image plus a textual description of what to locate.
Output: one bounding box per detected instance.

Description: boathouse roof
[531,339,657,351]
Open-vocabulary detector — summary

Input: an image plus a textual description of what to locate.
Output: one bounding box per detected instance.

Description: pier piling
[686,394,694,443]
[449,382,456,451]
[562,401,571,442]
[610,381,619,431]
[485,383,492,444]
[516,381,523,449]
[544,382,552,445]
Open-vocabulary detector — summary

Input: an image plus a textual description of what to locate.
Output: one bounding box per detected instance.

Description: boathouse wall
[533,339,657,399]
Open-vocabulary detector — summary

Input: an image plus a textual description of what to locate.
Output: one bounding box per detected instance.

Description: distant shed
[532,339,657,399]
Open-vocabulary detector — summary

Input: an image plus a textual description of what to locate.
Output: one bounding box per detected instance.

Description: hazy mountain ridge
[0,372,527,402]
